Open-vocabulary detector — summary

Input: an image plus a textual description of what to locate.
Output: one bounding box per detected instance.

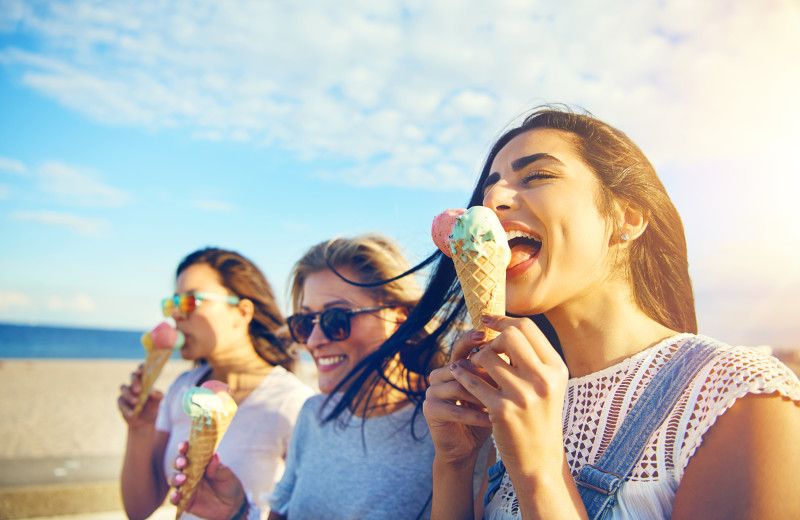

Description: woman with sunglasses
[117,247,314,520]
[171,234,453,520]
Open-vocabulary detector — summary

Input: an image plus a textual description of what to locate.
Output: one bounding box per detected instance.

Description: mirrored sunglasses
[161,292,241,317]
[287,305,394,344]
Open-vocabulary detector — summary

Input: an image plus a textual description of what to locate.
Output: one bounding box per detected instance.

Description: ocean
[0,322,172,359]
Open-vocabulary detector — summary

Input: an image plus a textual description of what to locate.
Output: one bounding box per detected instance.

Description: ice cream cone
[132,322,184,417]
[175,382,237,519]
[132,346,173,416]
[175,408,235,518]
[452,238,507,341]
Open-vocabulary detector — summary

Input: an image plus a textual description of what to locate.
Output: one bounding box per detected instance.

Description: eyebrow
[510,153,564,171]
[482,152,564,193]
[301,299,356,312]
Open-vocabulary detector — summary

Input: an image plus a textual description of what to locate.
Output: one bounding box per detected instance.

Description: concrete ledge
[0,481,121,519]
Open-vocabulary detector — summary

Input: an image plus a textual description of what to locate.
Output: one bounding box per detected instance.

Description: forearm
[510,455,587,520]
[120,426,168,520]
[431,454,480,520]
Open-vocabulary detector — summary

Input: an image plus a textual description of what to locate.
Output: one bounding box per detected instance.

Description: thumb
[205,453,223,479]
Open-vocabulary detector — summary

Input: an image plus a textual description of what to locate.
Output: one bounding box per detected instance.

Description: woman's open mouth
[506,230,542,270]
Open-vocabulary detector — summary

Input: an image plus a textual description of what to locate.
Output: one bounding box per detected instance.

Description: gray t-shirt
[269,394,435,519]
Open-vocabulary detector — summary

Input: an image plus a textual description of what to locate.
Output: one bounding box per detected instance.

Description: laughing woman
[421,108,800,519]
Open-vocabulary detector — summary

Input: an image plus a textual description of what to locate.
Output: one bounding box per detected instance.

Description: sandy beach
[0,359,317,520]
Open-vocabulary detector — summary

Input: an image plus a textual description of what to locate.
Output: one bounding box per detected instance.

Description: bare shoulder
[673,392,800,520]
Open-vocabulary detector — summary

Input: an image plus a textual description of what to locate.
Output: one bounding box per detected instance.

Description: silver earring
[620,232,630,242]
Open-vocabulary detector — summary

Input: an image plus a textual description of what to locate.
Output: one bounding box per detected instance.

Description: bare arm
[673,392,800,519]
[118,364,170,520]
[424,330,494,520]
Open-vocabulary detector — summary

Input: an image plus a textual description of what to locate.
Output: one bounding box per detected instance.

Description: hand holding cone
[175,381,238,519]
[132,322,184,417]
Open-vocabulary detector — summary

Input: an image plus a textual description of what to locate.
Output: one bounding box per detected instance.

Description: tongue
[509,244,538,268]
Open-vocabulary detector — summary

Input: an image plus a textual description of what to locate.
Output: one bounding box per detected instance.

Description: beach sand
[0,359,318,520]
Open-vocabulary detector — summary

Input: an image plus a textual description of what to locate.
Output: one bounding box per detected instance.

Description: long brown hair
[478,107,697,333]
[177,247,295,368]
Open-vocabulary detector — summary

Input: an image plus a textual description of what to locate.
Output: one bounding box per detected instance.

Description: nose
[482,179,515,212]
[305,319,328,350]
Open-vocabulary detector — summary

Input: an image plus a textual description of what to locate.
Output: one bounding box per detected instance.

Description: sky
[1,0,799,351]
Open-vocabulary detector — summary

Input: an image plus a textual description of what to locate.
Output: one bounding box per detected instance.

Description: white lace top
[484,334,800,520]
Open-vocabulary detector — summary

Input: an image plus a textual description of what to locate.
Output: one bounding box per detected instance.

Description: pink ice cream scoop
[142,321,185,351]
[431,208,466,257]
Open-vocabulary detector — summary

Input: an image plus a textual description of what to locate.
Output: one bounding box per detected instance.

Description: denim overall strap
[576,336,720,520]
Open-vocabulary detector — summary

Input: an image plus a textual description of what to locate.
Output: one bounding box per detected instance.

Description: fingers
[424,383,491,427]
[428,366,485,408]
[450,330,488,363]
[448,359,504,407]
[173,453,188,472]
[480,315,563,368]
[168,470,187,488]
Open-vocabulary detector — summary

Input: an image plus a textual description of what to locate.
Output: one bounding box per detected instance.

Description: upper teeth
[317,355,346,366]
[506,230,541,242]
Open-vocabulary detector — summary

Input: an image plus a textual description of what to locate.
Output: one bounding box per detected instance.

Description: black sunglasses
[287,305,395,344]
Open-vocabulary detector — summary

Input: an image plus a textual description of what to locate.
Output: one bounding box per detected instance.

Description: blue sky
[1,0,799,351]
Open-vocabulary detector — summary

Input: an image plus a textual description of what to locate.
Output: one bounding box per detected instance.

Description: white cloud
[0,291,33,311]
[3,0,795,190]
[47,293,96,312]
[10,210,112,237]
[0,157,26,174]
[38,161,134,207]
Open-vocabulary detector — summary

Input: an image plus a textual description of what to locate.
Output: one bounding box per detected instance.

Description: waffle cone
[452,238,507,341]
[175,406,236,518]
[132,348,173,417]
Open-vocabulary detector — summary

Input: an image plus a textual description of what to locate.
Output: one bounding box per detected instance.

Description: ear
[612,199,649,244]
[236,298,255,325]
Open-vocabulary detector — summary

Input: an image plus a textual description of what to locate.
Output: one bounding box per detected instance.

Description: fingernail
[170,491,180,504]
[176,456,186,469]
[480,315,493,324]
[450,363,458,371]
[178,441,188,452]
[174,473,186,485]
[471,330,487,341]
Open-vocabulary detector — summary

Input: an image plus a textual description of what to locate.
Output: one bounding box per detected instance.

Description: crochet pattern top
[484,334,800,520]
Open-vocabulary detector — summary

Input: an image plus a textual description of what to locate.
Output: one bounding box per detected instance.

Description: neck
[204,336,274,400]
[545,281,677,378]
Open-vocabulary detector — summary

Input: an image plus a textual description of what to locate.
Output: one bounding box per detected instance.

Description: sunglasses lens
[288,314,314,344]
[178,294,197,315]
[320,308,350,341]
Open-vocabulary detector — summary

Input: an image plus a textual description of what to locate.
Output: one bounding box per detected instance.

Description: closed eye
[522,171,555,184]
